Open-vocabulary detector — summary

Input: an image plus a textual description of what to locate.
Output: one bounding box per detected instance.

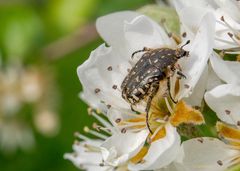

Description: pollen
[130,146,149,164]
[216,122,240,144]
[151,127,166,142]
[170,100,205,127]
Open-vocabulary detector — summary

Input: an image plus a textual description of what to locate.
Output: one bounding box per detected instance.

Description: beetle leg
[146,82,159,134]
[167,77,178,104]
[174,63,182,71]
[130,104,138,113]
[177,71,186,79]
[131,47,152,59]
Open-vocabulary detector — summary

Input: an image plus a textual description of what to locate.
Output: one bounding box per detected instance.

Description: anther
[220,16,225,22]
[228,32,234,38]
[225,110,231,115]
[99,163,105,167]
[87,107,93,115]
[197,138,204,143]
[95,88,101,94]
[107,66,113,71]
[84,126,90,133]
[115,118,121,123]
[147,137,152,144]
[92,123,100,131]
[112,85,117,89]
[74,140,80,145]
[182,32,187,38]
[121,128,127,133]
[74,132,80,137]
[217,160,223,166]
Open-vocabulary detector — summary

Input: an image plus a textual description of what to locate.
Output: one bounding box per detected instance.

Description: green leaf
[138,4,180,35]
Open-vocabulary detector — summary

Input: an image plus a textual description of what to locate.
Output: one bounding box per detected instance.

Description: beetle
[121,40,190,133]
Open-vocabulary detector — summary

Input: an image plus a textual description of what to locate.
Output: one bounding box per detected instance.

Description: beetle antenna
[180,40,190,49]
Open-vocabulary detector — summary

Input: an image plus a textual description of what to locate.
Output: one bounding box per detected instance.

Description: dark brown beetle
[121,40,190,133]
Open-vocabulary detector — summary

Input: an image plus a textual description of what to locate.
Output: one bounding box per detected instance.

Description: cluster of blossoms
[0,62,59,153]
[65,0,240,170]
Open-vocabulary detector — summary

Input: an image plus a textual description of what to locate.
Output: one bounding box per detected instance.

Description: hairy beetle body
[121,41,190,133]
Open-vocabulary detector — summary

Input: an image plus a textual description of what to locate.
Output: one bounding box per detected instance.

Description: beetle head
[175,40,190,59]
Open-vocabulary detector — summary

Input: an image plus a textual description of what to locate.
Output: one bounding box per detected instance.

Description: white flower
[0,121,35,153]
[77,10,214,170]
[205,53,240,125]
[64,110,123,171]
[64,135,110,171]
[174,50,240,171]
[174,137,239,171]
[171,0,240,53]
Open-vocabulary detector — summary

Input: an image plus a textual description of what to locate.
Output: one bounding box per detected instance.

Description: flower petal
[96,11,140,56]
[77,44,131,111]
[64,140,109,171]
[176,12,215,100]
[210,53,240,85]
[184,65,208,107]
[206,64,223,91]
[214,0,240,23]
[214,8,240,50]
[124,15,175,56]
[96,11,174,58]
[170,101,205,127]
[205,84,240,125]
[128,124,181,170]
[179,137,238,171]
[100,130,148,166]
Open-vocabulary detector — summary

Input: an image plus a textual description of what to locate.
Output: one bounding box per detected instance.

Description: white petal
[206,64,223,91]
[176,12,215,100]
[64,140,110,171]
[179,137,238,171]
[210,53,240,85]
[97,11,174,58]
[214,9,240,50]
[178,7,212,35]
[100,130,148,166]
[205,84,240,125]
[124,15,175,56]
[184,65,208,107]
[96,11,140,56]
[77,44,130,111]
[128,124,181,170]
[214,0,240,23]
[171,0,216,13]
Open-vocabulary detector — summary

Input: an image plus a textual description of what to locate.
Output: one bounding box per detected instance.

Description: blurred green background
[0,0,154,171]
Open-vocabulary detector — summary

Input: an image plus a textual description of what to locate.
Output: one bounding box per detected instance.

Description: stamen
[154,118,167,124]
[74,132,91,141]
[221,16,240,39]
[215,37,237,45]
[84,126,108,140]
[83,143,101,152]
[117,122,146,129]
[164,97,174,115]
[219,152,240,168]
[92,123,112,135]
[124,112,145,118]
[228,32,240,46]
[150,125,164,140]
[91,112,113,131]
